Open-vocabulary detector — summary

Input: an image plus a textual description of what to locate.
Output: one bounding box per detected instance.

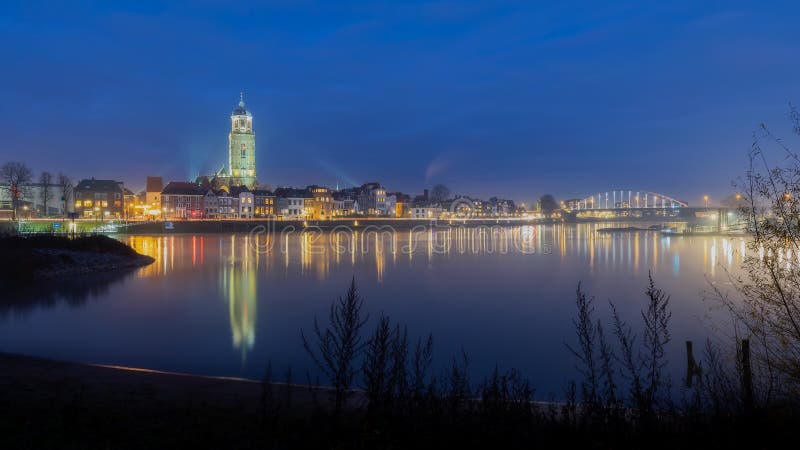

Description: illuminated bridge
[568,190,688,211]
[562,190,697,222]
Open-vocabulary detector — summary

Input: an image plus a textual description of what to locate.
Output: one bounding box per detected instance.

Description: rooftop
[74,179,123,192]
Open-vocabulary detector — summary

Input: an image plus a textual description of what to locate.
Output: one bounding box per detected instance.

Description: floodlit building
[307,185,334,220]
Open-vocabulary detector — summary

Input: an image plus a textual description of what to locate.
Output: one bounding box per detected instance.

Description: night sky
[1,1,798,206]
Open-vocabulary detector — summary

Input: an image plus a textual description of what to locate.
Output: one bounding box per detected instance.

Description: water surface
[0,224,744,396]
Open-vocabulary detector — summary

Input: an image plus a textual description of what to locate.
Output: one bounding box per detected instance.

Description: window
[115,193,121,199]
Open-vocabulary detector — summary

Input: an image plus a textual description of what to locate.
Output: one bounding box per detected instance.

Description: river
[0,223,745,397]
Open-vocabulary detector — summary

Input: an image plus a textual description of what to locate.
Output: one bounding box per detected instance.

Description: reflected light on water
[122,225,749,363]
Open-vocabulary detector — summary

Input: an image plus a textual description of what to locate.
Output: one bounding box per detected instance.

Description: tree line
[0,161,73,220]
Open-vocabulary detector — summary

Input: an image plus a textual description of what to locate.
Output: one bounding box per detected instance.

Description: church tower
[228,92,257,188]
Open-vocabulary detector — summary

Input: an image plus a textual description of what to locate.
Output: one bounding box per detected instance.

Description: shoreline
[0,352,326,413]
[0,234,155,281]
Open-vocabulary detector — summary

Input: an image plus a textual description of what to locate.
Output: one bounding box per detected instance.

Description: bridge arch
[570,190,688,210]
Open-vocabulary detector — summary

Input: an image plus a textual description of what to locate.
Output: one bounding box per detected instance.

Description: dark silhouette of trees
[430,184,451,203]
[1,161,33,221]
[57,173,72,217]
[539,194,559,215]
[302,277,368,414]
[39,171,53,217]
[707,104,800,395]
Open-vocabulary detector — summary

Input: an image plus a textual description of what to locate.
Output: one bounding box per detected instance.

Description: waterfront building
[357,182,387,216]
[215,189,237,219]
[145,176,163,217]
[161,181,204,219]
[73,178,125,219]
[235,186,254,219]
[307,185,334,220]
[274,187,311,219]
[486,197,516,217]
[411,202,443,219]
[252,189,275,217]
[123,188,137,219]
[203,189,220,218]
[386,192,410,218]
[332,190,358,216]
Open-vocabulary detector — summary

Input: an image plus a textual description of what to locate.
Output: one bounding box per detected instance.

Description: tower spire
[239,91,245,108]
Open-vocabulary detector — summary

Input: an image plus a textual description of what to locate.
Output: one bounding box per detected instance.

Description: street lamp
[703,195,709,208]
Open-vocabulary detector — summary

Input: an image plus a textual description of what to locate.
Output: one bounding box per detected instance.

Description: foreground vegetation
[2,276,798,449]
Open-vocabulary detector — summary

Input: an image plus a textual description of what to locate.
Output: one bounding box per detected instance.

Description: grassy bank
[0,234,154,281]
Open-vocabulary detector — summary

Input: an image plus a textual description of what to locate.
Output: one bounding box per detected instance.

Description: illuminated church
[205,93,258,190]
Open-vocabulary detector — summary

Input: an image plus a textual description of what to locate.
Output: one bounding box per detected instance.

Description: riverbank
[0,234,154,280]
[0,352,327,449]
[0,351,792,449]
[114,218,545,234]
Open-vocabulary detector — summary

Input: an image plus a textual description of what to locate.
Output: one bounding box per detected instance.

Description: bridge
[561,190,737,228]
[567,190,688,211]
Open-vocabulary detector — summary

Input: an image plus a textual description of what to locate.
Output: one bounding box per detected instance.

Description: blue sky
[1,0,798,205]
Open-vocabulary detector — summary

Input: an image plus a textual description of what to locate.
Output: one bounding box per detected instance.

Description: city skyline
[2,1,800,205]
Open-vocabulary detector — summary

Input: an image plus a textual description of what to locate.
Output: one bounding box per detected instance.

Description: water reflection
[126,225,748,283]
[0,269,134,315]
[121,225,748,363]
[222,259,256,361]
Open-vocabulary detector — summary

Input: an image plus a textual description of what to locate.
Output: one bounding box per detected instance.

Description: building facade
[307,185,334,220]
[253,190,275,217]
[144,176,163,218]
[227,93,257,188]
[274,187,311,219]
[73,179,125,219]
[161,182,204,219]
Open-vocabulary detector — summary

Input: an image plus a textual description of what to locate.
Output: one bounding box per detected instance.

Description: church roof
[232,92,251,117]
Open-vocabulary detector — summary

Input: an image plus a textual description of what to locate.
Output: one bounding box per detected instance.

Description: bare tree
[302,277,369,414]
[710,103,800,396]
[57,173,72,217]
[1,161,33,221]
[39,171,53,217]
[539,194,559,216]
[430,184,451,203]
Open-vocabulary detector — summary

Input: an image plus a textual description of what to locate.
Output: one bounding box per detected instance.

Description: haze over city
[2,0,799,205]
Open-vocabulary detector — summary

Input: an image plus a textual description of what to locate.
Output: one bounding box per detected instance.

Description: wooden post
[685,340,701,388]
[741,339,754,412]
